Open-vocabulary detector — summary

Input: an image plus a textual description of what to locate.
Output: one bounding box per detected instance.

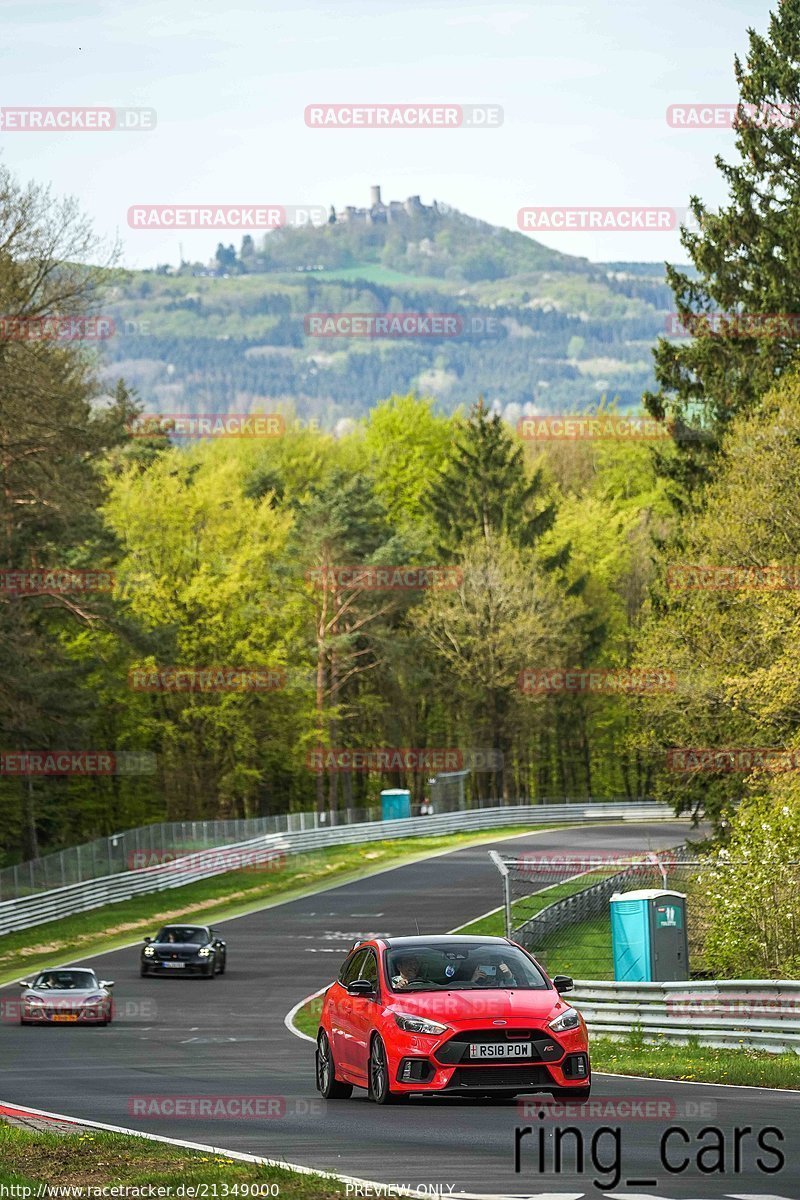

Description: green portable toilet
[380,788,411,820]
[610,889,689,982]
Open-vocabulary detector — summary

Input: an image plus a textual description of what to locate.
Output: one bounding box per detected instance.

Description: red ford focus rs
[315,934,591,1104]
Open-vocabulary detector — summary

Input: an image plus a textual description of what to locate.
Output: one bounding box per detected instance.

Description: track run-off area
[2,820,797,1200]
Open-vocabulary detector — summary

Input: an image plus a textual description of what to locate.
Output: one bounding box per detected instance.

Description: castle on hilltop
[329,186,440,225]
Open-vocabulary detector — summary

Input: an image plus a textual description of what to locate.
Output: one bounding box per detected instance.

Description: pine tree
[425,400,556,555]
[645,0,800,493]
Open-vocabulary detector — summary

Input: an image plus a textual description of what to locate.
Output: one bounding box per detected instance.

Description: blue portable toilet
[380,788,411,820]
[610,889,689,982]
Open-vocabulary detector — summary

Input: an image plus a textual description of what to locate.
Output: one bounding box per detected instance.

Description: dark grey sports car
[140,924,226,977]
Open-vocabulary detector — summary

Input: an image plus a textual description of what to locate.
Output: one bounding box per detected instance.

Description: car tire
[203,962,215,978]
[316,1030,353,1099]
[217,954,226,975]
[550,1085,591,1102]
[368,1035,399,1105]
[140,965,148,978]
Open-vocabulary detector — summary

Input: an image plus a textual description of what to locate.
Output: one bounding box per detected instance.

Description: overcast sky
[0,0,775,268]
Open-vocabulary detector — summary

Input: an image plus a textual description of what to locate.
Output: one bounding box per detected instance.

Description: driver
[391,954,428,988]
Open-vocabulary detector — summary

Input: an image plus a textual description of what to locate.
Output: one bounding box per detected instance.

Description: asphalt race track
[2,820,798,1199]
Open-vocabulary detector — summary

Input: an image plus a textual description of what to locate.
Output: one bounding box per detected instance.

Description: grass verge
[0,823,565,984]
[591,1034,800,1090]
[0,1122,345,1196]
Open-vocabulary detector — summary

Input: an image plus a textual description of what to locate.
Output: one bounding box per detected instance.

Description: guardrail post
[488,850,512,939]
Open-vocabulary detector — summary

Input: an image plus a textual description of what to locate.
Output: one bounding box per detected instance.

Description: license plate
[52,1014,78,1022]
[469,1041,532,1059]
[162,962,185,968]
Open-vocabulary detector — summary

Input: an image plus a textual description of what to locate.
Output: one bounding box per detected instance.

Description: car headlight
[24,996,44,1006]
[198,946,212,957]
[394,1012,448,1036]
[548,1007,581,1033]
[143,946,155,957]
[82,994,104,1004]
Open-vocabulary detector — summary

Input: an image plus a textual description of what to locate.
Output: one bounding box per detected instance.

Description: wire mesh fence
[492,845,709,980]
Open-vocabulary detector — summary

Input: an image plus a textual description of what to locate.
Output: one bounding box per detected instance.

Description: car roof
[381,935,511,947]
[159,923,208,930]
[34,965,97,973]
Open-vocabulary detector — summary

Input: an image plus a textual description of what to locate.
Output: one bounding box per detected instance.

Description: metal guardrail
[572,979,800,1055]
[0,794,657,901]
[0,800,674,936]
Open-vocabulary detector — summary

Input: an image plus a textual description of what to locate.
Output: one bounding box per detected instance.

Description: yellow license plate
[52,1013,78,1022]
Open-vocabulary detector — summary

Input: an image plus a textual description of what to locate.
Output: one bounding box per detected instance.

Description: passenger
[470,960,518,986]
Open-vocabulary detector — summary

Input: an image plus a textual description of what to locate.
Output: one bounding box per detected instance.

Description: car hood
[384,988,567,1024]
[24,988,105,1001]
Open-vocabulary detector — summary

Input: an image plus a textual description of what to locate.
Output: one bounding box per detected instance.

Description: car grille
[154,950,197,961]
[435,1029,563,1065]
[446,1065,553,1090]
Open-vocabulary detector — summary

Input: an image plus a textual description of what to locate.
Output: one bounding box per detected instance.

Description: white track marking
[0,1097,584,1199]
[284,984,327,1043]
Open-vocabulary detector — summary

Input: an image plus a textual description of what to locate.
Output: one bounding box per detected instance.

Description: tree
[413,534,580,800]
[645,0,800,495]
[0,166,133,861]
[426,400,556,555]
[634,367,800,827]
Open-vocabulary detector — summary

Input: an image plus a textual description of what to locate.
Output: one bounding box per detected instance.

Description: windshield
[154,926,208,944]
[385,942,549,992]
[32,970,98,990]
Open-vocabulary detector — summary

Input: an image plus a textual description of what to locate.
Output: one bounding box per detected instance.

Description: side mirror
[143,936,152,944]
[99,980,115,989]
[347,979,376,997]
[17,980,29,988]
[553,975,574,994]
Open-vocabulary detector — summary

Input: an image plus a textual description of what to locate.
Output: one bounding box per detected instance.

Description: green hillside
[100,197,677,423]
